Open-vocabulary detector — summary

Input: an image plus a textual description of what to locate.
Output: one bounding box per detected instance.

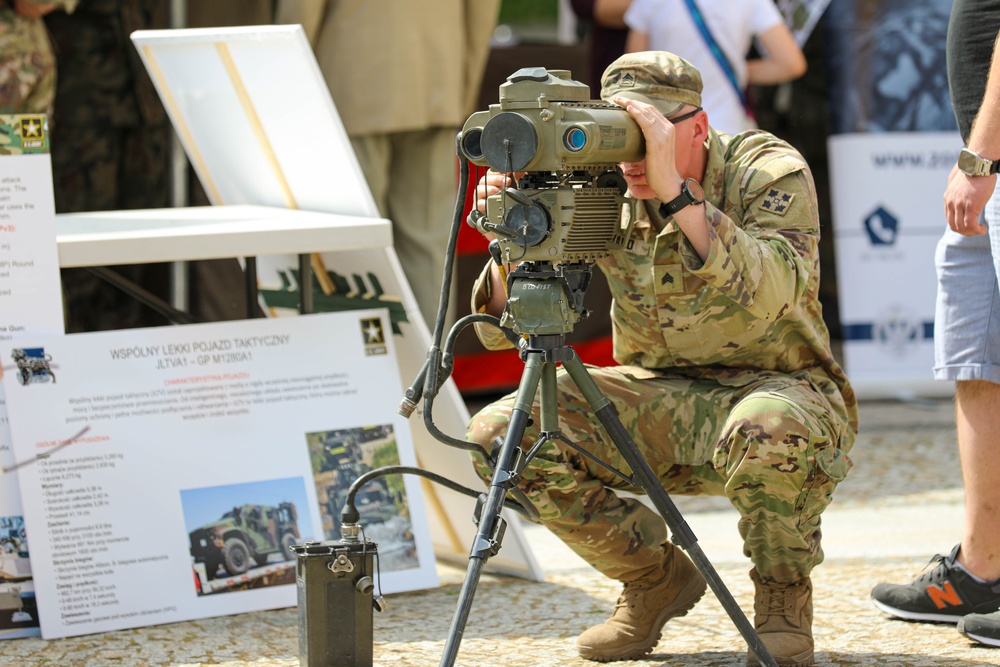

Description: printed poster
[829,132,960,397]
[0,114,65,639]
[1,310,438,639]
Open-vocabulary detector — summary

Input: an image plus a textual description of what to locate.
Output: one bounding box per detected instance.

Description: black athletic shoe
[871,545,1000,623]
[959,610,1000,647]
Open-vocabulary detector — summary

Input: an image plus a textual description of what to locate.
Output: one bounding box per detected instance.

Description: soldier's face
[617,106,704,200]
[617,159,657,200]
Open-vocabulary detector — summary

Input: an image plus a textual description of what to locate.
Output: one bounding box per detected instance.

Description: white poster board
[0,114,65,639]
[130,26,542,581]
[829,131,960,398]
[2,310,439,639]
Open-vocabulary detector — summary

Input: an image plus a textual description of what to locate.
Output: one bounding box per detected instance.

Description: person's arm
[746,22,807,85]
[613,96,711,259]
[614,96,816,318]
[571,0,630,28]
[624,29,649,54]
[944,30,1000,236]
[472,171,520,319]
[593,0,630,28]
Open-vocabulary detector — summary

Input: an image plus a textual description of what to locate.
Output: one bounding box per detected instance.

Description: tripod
[437,262,779,667]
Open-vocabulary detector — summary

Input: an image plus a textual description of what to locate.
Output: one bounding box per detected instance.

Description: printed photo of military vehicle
[188,502,300,580]
[305,424,419,571]
[0,515,37,637]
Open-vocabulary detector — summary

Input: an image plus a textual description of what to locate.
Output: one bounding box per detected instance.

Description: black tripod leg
[561,354,779,667]
[438,351,545,667]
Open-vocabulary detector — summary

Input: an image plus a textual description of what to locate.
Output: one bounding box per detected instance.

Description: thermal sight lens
[564,127,587,152]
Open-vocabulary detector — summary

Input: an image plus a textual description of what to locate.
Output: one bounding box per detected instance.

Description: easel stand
[438,331,779,667]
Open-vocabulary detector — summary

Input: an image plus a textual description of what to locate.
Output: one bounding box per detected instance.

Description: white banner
[829,131,961,398]
[0,114,64,640]
[2,311,438,639]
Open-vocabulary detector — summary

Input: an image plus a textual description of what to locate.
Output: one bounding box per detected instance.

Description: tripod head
[458,67,643,337]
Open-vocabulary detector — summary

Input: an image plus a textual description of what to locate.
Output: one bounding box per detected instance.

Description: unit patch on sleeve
[759,188,795,216]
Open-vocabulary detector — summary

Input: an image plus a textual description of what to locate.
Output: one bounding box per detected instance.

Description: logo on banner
[875,306,923,357]
[361,317,387,356]
[864,206,899,246]
[18,116,45,149]
[11,347,56,385]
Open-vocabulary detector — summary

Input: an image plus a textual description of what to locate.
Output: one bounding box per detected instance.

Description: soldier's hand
[475,170,523,213]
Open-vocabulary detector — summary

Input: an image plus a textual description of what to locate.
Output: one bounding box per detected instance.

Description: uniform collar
[701,127,729,208]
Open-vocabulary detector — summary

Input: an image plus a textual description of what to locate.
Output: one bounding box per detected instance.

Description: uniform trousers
[467,364,853,583]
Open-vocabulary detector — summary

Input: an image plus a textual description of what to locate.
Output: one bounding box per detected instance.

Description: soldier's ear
[691,110,709,146]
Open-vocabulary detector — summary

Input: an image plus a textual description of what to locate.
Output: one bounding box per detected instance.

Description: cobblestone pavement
[5,398,997,667]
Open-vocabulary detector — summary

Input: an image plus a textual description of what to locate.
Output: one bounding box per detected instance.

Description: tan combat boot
[748,568,814,667]
[576,545,707,662]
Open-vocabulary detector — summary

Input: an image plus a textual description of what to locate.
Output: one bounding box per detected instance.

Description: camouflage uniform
[44,0,172,332]
[0,0,78,116]
[468,100,858,584]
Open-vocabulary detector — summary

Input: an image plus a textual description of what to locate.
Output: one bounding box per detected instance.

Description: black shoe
[959,610,1000,647]
[871,545,1000,623]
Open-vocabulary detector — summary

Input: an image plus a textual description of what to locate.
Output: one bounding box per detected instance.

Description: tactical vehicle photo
[188,502,300,580]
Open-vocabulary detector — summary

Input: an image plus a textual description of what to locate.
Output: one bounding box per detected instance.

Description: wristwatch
[659,178,706,217]
[958,147,1000,177]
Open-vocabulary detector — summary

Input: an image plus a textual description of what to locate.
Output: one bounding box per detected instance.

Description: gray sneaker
[959,610,1000,648]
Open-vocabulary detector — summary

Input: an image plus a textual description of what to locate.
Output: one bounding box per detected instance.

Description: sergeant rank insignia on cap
[760,188,794,216]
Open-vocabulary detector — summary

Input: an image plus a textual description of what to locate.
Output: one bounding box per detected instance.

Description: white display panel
[829,131,960,398]
[132,25,378,218]
[3,310,439,639]
[0,115,65,639]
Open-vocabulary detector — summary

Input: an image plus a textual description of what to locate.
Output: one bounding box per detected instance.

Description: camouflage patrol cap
[600,51,703,116]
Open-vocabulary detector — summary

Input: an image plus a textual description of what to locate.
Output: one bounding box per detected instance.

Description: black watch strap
[659,178,705,217]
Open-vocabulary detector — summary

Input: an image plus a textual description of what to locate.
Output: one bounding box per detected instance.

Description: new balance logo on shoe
[927,582,963,610]
[871,545,1000,625]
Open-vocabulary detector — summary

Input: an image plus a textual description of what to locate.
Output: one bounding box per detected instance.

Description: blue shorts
[934,181,1000,383]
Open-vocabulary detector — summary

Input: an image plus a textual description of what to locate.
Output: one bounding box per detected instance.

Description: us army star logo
[361,317,387,356]
[20,116,43,139]
[759,188,795,216]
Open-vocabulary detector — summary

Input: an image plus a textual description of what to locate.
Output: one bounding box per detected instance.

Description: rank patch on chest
[759,188,795,216]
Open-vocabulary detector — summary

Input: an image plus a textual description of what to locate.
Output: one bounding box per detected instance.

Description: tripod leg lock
[471,493,509,558]
[469,519,507,559]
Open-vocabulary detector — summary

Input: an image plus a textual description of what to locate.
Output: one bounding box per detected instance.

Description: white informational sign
[0,114,65,639]
[130,26,543,581]
[1,310,438,639]
[131,25,377,218]
[829,131,961,398]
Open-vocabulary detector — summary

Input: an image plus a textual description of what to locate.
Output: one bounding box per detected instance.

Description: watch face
[959,148,989,176]
[685,178,705,204]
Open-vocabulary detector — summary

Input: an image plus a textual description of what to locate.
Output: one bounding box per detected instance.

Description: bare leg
[955,379,1000,581]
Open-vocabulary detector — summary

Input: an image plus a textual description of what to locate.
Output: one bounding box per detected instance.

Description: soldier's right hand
[474,170,523,213]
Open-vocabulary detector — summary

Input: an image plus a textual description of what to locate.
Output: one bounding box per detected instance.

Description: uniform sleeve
[470,260,516,351]
[681,158,819,322]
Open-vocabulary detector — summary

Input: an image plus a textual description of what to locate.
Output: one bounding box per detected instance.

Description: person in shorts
[870,0,1000,648]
